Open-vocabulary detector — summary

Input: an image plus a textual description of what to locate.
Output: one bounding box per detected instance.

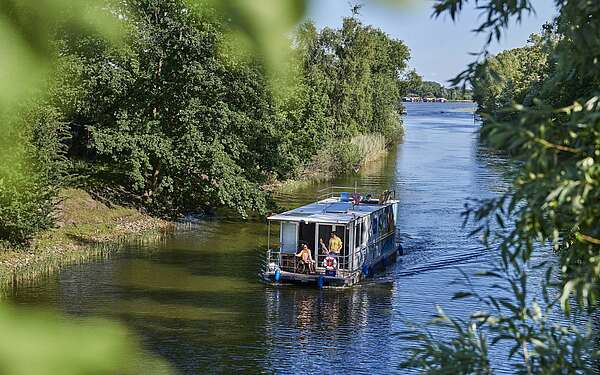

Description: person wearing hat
[296,243,316,273]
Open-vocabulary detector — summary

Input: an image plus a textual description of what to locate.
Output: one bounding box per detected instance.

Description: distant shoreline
[402,100,474,103]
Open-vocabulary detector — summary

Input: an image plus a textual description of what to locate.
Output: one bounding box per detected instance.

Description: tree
[471,31,554,118]
[55,0,278,217]
[404,1,600,373]
[272,16,412,178]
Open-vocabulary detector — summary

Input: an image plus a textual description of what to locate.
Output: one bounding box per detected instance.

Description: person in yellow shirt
[330,232,342,255]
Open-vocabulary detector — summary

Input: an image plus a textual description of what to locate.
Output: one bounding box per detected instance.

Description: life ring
[322,256,337,270]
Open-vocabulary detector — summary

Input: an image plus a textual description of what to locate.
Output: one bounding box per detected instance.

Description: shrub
[0,105,68,246]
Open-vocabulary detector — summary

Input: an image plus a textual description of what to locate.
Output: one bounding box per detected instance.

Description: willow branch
[579,234,600,245]
[535,138,579,154]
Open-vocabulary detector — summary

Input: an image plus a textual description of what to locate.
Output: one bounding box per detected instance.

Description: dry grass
[350,134,387,165]
[265,133,393,193]
[0,188,174,293]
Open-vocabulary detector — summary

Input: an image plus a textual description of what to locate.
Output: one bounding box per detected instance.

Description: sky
[306,0,558,84]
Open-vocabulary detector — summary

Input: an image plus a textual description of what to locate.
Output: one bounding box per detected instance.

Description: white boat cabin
[265,188,399,285]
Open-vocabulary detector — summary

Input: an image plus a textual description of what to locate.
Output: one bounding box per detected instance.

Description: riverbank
[265,132,395,192]
[0,188,173,292]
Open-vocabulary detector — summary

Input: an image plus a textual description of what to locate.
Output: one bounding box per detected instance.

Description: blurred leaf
[0,303,172,375]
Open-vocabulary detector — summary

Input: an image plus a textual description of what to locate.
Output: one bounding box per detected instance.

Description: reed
[265,131,397,195]
[350,133,387,165]
[0,188,174,294]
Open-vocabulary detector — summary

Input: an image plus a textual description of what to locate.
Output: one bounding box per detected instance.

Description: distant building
[435,98,448,103]
[423,97,436,102]
[402,96,421,102]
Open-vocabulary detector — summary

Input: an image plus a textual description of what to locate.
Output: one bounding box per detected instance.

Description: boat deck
[264,270,356,287]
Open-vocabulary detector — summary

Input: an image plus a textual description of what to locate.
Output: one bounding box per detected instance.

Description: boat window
[281,222,297,253]
[387,206,394,233]
[354,221,363,248]
[372,217,378,237]
[343,226,351,270]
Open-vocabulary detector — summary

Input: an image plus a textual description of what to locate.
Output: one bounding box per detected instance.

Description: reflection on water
[9,102,532,374]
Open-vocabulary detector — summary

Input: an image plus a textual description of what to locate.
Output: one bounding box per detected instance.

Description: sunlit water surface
[10,103,552,374]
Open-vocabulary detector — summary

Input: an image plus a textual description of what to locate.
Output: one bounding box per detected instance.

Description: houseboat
[262,187,402,288]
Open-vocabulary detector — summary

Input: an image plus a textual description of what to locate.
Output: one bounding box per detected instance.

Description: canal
[9,102,530,374]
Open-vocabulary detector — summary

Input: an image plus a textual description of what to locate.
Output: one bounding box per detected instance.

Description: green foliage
[0,0,119,246]
[2,0,413,229]
[0,1,411,373]
[471,31,554,118]
[403,0,600,373]
[0,303,172,374]
[52,0,279,217]
[0,169,54,247]
[0,0,123,246]
[0,103,68,245]
[275,17,409,177]
[401,306,492,374]
[403,264,595,374]
[47,6,410,216]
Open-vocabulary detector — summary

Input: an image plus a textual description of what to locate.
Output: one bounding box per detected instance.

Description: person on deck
[323,254,337,276]
[328,232,343,256]
[319,238,329,254]
[296,244,316,273]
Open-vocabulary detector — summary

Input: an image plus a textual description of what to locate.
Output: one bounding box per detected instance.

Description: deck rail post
[344,225,348,271]
[267,220,272,264]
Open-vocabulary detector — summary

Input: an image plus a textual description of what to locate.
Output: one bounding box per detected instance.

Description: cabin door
[280,222,298,253]
[316,224,346,269]
[298,222,316,256]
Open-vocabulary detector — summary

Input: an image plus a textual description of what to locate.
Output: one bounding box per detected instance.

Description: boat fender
[274,269,281,282]
[362,265,369,277]
[317,275,324,289]
[397,244,404,256]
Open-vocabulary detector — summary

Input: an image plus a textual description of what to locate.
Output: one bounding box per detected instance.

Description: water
[9,102,529,373]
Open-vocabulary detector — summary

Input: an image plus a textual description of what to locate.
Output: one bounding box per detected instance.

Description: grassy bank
[0,188,173,292]
[266,132,395,192]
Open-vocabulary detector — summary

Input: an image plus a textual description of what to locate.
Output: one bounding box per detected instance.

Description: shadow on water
[9,102,546,374]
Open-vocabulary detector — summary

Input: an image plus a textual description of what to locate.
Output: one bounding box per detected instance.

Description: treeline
[406,75,472,100]
[471,30,553,118]
[1,0,412,245]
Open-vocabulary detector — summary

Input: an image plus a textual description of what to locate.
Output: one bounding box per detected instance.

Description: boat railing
[317,186,396,202]
[316,186,357,200]
[267,247,353,274]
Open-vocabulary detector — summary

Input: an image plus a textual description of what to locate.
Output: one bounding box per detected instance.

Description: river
[9,102,527,374]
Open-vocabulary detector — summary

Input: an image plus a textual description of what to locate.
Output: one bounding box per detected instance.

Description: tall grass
[264,124,404,192]
[350,134,387,164]
[297,132,392,180]
[0,189,173,294]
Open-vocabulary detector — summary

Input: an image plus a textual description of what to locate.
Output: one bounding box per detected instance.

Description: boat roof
[268,197,397,224]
